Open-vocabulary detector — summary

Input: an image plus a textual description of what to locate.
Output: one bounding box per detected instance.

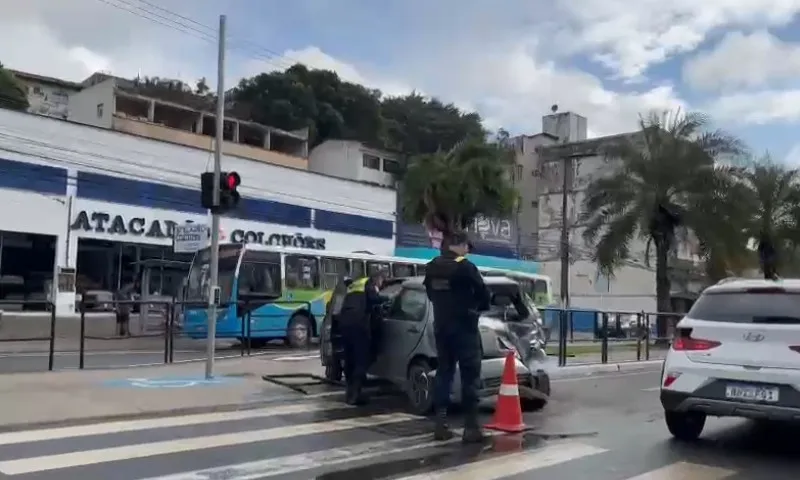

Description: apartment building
[309,139,400,188]
[67,73,309,170]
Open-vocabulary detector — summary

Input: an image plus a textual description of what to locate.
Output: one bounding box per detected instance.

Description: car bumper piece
[661,389,800,421]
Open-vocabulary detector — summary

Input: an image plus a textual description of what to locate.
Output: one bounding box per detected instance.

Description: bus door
[238,250,282,338]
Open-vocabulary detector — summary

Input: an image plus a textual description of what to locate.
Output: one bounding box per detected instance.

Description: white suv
[660,278,800,440]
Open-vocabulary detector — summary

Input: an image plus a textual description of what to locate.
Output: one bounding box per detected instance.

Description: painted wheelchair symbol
[125,377,226,388]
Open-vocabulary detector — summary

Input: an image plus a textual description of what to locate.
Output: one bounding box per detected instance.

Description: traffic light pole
[205,14,226,380]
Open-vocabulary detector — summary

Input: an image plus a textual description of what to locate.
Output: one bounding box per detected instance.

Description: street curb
[551,360,663,379]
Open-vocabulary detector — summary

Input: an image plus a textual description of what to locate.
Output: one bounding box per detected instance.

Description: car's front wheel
[665,410,706,441]
[406,360,434,416]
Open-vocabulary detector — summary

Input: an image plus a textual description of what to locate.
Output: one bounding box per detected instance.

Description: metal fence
[542,308,678,367]
[0,300,678,372]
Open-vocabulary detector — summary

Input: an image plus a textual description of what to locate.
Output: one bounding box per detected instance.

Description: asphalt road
[0,367,797,479]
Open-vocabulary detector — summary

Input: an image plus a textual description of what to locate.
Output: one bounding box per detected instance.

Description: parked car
[321,275,551,415]
[660,278,800,440]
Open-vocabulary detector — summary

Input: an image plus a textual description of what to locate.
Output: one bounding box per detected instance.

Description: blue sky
[5,0,800,163]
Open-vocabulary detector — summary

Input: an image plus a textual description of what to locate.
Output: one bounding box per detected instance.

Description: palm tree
[400,135,518,245]
[581,110,746,339]
[737,157,800,279]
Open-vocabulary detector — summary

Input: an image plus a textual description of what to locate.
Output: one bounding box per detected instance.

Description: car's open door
[371,286,428,382]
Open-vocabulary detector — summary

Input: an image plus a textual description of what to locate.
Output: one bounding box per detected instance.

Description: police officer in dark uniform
[338,270,389,405]
[424,231,490,443]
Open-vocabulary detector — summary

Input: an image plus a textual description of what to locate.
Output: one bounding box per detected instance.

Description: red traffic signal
[225,171,241,190]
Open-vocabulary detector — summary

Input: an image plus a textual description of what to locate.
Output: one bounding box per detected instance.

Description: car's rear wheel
[407,360,434,416]
[665,410,706,441]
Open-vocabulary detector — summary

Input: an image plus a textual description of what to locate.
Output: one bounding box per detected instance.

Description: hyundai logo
[743,332,765,342]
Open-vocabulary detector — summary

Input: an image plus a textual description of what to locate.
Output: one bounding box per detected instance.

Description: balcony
[112,91,309,170]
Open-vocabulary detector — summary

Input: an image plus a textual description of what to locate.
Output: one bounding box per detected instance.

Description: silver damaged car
[321,275,551,415]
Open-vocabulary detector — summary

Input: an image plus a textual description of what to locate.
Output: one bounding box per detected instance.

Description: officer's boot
[348,377,369,406]
[433,409,454,441]
[461,409,486,444]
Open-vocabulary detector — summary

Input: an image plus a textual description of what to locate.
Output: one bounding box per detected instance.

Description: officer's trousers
[432,328,482,415]
[341,324,370,393]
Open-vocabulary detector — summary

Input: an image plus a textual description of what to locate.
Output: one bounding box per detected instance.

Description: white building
[0,108,397,316]
[309,140,400,188]
[8,70,81,120]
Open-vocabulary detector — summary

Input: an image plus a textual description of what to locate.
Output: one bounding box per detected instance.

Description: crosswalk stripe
[0,412,418,475]
[0,403,344,446]
[139,431,471,480]
[395,441,608,480]
[625,461,737,480]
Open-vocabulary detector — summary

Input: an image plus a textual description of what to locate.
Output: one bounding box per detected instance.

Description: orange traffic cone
[485,351,527,433]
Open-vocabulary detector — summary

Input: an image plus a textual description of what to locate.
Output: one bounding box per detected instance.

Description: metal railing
[542,308,679,367]
[75,299,315,370]
[0,301,57,371]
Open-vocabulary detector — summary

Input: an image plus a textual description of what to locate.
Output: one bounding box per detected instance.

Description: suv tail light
[672,328,721,351]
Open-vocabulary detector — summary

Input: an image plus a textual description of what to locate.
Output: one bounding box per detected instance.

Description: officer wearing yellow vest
[424,230,490,443]
[338,270,389,405]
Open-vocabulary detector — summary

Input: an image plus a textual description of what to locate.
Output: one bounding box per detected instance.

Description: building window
[382,158,401,174]
[362,153,380,170]
[96,103,104,118]
[515,164,523,180]
[32,86,43,96]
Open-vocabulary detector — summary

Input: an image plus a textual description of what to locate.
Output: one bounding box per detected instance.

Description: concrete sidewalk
[0,357,312,430]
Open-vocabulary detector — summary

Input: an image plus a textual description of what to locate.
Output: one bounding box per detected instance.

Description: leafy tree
[195,77,210,96]
[229,64,384,147]
[400,135,518,241]
[0,63,29,112]
[381,93,486,156]
[581,111,745,338]
[736,157,800,279]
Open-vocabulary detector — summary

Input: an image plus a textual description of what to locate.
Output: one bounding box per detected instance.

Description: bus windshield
[185,244,241,303]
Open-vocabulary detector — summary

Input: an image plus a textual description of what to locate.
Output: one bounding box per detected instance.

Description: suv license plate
[725,384,779,402]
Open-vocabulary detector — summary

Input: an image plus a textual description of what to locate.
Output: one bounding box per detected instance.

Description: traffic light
[219,171,241,211]
[200,171,241,213]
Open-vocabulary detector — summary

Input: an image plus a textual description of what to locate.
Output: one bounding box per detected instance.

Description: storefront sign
[229,229,326,250]
[70,210,180,238]
[173,223,209,253]
[70,210,327,250]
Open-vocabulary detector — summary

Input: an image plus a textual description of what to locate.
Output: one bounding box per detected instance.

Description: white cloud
[705,89,800,124]
[684,31,800,91]
[555,0,800,80]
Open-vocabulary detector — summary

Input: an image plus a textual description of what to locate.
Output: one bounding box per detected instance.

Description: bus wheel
[287,314,312,349]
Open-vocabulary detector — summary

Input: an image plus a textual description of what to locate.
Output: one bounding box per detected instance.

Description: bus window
[238,261,281,298]
[321,256,349,290]
[285,255,320,289]
[416,264,426,276]
[240,250,281,298]
[392,263,415,278]
[534,280,549,299]
[351,260,366,279]
[367,261,390,276]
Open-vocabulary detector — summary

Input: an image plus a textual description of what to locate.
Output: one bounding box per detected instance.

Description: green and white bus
[182,243,553,348]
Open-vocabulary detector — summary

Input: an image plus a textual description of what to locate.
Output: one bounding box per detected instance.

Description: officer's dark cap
[448,231,470,247]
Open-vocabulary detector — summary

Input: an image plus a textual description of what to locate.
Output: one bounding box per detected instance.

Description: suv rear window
[688,290,800,324]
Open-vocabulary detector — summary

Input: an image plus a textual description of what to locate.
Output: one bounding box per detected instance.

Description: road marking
[0,412,418,475]
[139,431,482,480]
[0,403,345,446]
[625,462,737,480]
[641,387,661,392]
[396,441,608,479]
[270,354,319,361]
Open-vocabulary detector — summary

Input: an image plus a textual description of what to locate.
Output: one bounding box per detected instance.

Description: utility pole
[559,155,571,310]
[205,14,226,379]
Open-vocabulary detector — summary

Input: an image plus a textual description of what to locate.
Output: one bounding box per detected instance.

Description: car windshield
[689,290,800,324]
